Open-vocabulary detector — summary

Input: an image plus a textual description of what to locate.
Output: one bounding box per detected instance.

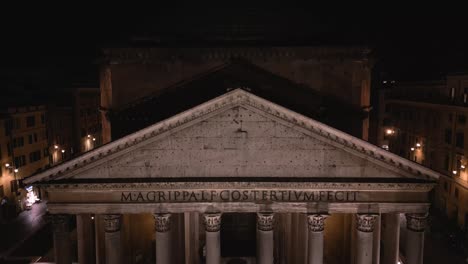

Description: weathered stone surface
[73,106,405,179]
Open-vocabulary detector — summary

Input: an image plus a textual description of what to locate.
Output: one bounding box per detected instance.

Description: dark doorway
[221,213,256,257]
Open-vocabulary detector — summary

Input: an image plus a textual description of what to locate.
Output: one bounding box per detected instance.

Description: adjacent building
[0,105,49,210]
[376,73,468,231]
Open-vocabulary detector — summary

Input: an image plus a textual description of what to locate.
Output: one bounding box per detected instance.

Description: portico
[25,89,439,264]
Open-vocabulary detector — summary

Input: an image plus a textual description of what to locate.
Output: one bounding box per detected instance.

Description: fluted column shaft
[404,213,427,264]
[50,214,72,264]
[154,213,172,264]
[77,214,95,264]
[381,214,400,264]
[203,213,222,264]
[355,214,377,264]
[307,214,328,264]
[104,214,122,264]
[257,212,274,264]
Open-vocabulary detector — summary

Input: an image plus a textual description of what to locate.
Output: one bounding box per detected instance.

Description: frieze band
[154,213,171,232]
[104,214,122,233]
[257,212,275,231]
[307,214,328,232]
[405,213,428,232]
[121,190,358,203]
[204,213,222,232]
[356,214,378,232]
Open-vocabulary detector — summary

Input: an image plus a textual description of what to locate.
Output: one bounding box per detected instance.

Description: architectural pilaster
[404,213,427,264]
[307,214,328,264]
[154,213,172,264]
[355,214,378,264]
[103,214,122,264]
[257,212,275,264]
[50,214,72,264]
[203,212,222,264]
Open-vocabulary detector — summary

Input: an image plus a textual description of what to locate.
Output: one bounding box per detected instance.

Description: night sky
[1,6,467,94]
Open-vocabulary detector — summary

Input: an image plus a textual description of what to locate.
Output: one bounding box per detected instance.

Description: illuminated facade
[23,46,447,264]
[377,73,468,231]
[0,105,49,209]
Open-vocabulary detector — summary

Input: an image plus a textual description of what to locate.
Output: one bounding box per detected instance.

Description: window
[445,129,452,144]
[29,150,41,163]
[450,87,455,100]
[7,143,12,156]
[444,181,448,191]
[41,114,45,124]
[455,188,459,198]
[12,137,24,148]
[444,154,450,171]
[4,119,12,136]
[13,118,21,129]
[28,134,33,144]
[456,132,464,148]
[34,133,38,142]
[458,115,466,124]
[26,116,35,127]
[43,148,49,157]
[449,113,453,122]
[14,155,26,168]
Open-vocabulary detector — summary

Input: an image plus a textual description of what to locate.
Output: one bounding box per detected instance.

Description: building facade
[376,73,468,231]
[0,105,49,210]
[26,89,441,264]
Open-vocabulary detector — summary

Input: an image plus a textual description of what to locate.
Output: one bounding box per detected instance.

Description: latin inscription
[120,190,358,203]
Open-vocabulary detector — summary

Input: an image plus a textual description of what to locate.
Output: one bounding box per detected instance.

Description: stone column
[203,212,222,264]
[50,214,72,264]
[404,213,427,264]
[104,214,122,264]
[355,214,377,264]
[77,214,95,264]
[307,214,328,264]
[381,214,400,264]
[154,213,172,264]
[257,212,275,264]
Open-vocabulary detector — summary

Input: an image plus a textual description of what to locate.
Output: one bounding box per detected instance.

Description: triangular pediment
[25,89,441,184]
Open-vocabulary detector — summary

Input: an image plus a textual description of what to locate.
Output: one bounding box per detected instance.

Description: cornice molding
[41,181,434,192]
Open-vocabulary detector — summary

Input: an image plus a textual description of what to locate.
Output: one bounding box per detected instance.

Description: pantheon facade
[26,47,441,264]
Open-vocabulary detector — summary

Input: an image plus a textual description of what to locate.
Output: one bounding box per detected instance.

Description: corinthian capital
[356,214,378,232]
[154,213,171,233]
[257,212,275,231]
[203,212,222,232]
[307,214,328,232]
[103,214,122,233]
[405,213,428,232]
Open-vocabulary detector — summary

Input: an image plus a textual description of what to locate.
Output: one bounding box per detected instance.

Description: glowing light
[87,134,91,138]
[91,216,95,220]
[410,147,415,151]
[461,165,465,169]
[398,261,402,264]
[416,143,421,147]
[25,186,39,208]
[453,170,457,175]
[92,138,96,141]
[5,163,10,168]
[61,149,65,153]
[386,129,395,135]
[54,145,58,149]
[382,145,389,150]
[14,168,18,173]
